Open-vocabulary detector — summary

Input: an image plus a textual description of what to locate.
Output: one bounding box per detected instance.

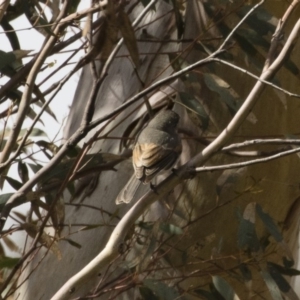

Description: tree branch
[0,0,161,229]
[0,0,9,23]
[53,2,293,299]
[196,146,300,173]
[0,2,70,164]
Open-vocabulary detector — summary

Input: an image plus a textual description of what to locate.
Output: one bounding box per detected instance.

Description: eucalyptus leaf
[139,286,159,300]
[159,223,183,235]
[260,270,284,300]
[0,256,19,269]
[256,204,282,242]
[3,176,23,190]
[143,279,180,300]
[237,204,260,252]
[179,92,209,130]
[212,276,238,300]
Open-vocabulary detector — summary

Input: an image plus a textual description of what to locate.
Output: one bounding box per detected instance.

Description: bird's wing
[133,142,178,183]
[115,174,141,204]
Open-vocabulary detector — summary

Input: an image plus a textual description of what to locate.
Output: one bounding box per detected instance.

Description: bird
[116,109,182,204]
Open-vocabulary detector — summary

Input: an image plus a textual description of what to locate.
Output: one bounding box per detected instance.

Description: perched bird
[116,110,182,204]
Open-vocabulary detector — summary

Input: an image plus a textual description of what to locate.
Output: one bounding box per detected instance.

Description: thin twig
[223,138,300,151]
[212,58,300,98]
[196,146,300,173]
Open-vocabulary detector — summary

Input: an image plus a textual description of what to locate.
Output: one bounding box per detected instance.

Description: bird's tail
[115,174,141,204]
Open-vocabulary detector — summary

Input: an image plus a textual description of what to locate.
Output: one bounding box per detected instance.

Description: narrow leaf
[237,203,260,252]
[18,161,29,183]
[159,223,183,235]
[0,193,13,210]
[256,204,282,242]
[143,279,180,300]
[212,276,238,300]
[268,262,300,277]
[139,286,160,300]
[0,256,19,269]
[256,204,293,260]
[3,176,23,190]
[118,10,139,67]
[63,238,82,249]
[179,92,209,130]
[0,50,17,71]
[260,270,284,300]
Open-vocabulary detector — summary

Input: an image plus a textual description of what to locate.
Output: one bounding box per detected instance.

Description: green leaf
[34,98,57,121]
[267,264,293,294]
[18,161,29,183]
[236,28,269,49]
[118,10,139,68]
[268,262,300,277]
[237,5,299,77]
[141,0,156,11]
[237,6,276,36]
[80,224,105,231]
[63,238,82,249]
[2,236,19,253]
[216,168,246,196]
[256,204,282,242]
[260,270,284,300]
[159,223,183,235]
[140,0,153,8]
[239,263,252,281]
[28,163,43,174]
[137,231,158,272]
[0,256,19,269]
[203,3,265,71]
[3,176,23,190]
[64,146,81,158]
[0,50,17,71]
[256,204,293,260]
[0,193,13,210]
[67,182,75,197]
[19,128,47,138]
[67,0,81,14]
[0,50,31,76]
[169,53,191,74]
[237,204,260,252]
[171,0,184,39]
[136,221,154,230]
[283,257,294,269]
[178,92,209,130]
[204,73,258,124]
[143,279,180,300]
[35,140,57,154]
[204,73,239,112]
[212,276,236,300]
[12,211,26,222]
[139,286,160,300]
